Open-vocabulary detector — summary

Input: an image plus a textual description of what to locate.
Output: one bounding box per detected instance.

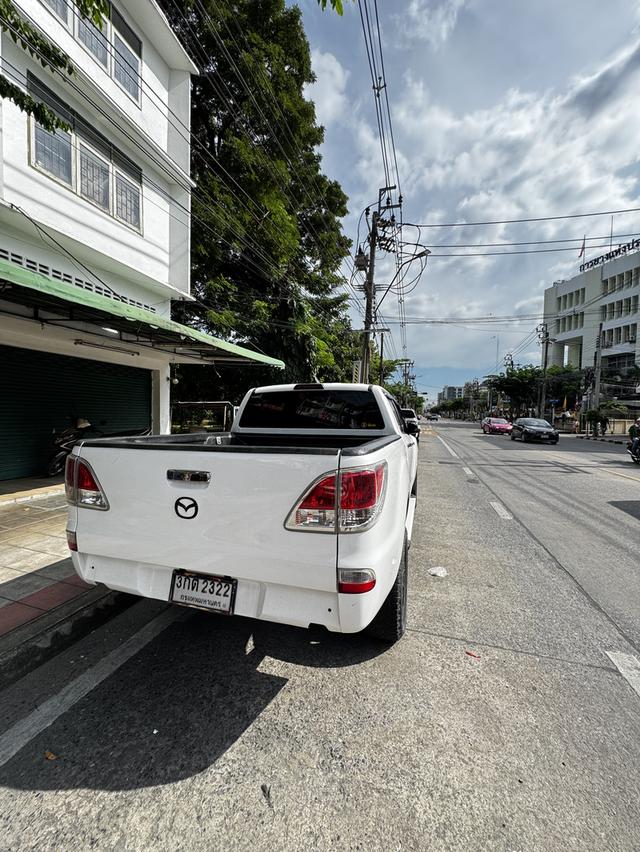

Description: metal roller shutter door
[0,345,151,480]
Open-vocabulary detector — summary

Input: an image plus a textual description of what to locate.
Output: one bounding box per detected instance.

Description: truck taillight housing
[65,456,109,511]
[285,463,387,533]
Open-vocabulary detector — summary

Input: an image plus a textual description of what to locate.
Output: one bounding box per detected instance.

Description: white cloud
[398,0,471,47]
[306,50,350,127]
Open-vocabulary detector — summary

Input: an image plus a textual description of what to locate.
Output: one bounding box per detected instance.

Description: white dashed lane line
[463,467,474,476]
[606,652,640,700]
[437,435,460,459]
[489,501,513,520]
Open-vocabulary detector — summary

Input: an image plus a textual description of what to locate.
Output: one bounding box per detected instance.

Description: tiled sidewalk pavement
[0,495,93,638]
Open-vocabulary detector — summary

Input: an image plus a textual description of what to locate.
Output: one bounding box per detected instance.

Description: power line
[407,206,640,229]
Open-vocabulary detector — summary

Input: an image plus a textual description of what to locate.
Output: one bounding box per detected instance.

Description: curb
[0,485,65,507]
[0,585,136,688]
[578,436,625,444]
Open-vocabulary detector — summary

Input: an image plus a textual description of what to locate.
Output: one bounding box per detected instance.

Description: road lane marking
[606,652,640,700]
[602,469,640,484]
[489,501,512,520]
[463,467,474,476]
[0,606,178,768]
[437,436,460,459]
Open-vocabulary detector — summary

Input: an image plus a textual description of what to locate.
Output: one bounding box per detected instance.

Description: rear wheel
[366,536,408,644]
[46,452,67,477]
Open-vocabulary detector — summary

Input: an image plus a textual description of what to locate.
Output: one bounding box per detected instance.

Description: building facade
[0,0,282,479]
[441,385,464,401]
[543,248,640,375]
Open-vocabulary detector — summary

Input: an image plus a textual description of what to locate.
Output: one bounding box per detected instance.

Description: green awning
[0,258,284,368]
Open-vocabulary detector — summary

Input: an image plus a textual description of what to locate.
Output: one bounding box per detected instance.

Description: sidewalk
[0,493,126,683]
[0,494,94,637]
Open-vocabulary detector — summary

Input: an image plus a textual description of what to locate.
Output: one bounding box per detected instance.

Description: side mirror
[405,421,420,436]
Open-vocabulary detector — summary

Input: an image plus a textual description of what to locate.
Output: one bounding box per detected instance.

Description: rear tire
[46,452,67,477]
[366,536,408,644]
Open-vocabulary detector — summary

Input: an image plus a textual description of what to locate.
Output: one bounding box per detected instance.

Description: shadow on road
[0,609,386,792]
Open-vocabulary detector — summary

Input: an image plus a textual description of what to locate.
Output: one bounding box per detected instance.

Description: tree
[485,365,542,415]
[0,0,108,130]
[162,0,353,396]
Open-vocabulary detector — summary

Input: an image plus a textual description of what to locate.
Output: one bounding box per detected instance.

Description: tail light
[66,529,78,551]
[285,462,387,533]
[65,456,109,510]
[338,568,376,594]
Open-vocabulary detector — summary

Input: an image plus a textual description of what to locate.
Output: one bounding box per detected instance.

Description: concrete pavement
[0,430,639,850]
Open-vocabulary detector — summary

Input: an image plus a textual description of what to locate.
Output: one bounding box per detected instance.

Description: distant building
[542,246,640,374]
[441,385,464,400]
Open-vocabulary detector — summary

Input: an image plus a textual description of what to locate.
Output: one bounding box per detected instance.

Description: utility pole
[593,321,603,412]
[361,211,379,384]
[538,322,550,418]
[379,332,385,385]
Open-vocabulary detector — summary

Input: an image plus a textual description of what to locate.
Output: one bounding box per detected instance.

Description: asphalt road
[1,427,639,851]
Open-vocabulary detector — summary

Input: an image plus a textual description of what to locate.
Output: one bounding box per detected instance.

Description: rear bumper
[70,553,380,634]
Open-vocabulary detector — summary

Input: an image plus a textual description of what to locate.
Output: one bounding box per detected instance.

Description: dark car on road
[510,418,559,444]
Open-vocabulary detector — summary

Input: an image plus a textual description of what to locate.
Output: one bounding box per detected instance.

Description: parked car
[400,408,421,443]
[481,417,512,435]
[510,418,559,444]
[425,413,439,421]
[65,384,419,643]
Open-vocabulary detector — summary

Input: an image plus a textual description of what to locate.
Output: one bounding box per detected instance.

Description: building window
[615,327,622,345]
[78,15,109,67]
[79,144,110,210]
[42,0,68,23]
[115,173,140,228]
[29,74,143,232]
[34,125,72,185]
[632,295,639,314]
[42,0,143,105]
[113,33,140,100]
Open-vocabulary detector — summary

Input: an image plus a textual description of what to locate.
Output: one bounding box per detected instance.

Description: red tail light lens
[338,463,387,531]
[285,462,387,533]
[286,473,337,531]
[299,475,336,510]
[66,529,78,552]
[66,458,109,511]
[338,568,376,594]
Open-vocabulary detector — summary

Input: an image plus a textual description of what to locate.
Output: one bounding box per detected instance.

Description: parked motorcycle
[627,441,640,465]
[46,418,151,476]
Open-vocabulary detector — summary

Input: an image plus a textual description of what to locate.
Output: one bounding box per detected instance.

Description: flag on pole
[562,396,567,411]
[578,235,586,258]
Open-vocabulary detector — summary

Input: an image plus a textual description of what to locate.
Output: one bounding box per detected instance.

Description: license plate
[170,570,237,615]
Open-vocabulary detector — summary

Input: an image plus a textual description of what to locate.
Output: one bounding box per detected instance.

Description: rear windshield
[238,390,385,430]
[520,419,551,427]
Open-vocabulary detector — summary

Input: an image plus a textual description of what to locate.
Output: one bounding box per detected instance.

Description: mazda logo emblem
[175,497,198,519]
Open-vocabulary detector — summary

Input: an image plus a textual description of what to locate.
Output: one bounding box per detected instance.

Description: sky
[296,0,640,395]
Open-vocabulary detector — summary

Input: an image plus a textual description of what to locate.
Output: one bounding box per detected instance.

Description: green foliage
[485,365,542,413]
[316,0,346,13]
[0,0,108,130]
[165,0,352,396]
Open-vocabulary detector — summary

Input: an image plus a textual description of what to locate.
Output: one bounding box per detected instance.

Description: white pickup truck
[65,383,419,643]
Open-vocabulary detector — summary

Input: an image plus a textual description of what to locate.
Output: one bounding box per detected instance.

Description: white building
[543,241,640,375]
[0,0,282,479]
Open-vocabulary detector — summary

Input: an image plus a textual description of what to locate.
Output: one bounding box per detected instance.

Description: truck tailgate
[73,446,340,592]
